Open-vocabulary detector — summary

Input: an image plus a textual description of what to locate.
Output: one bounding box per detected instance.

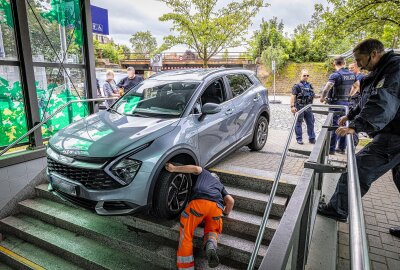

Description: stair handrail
[0,97,119,157]
[248,104,370,270]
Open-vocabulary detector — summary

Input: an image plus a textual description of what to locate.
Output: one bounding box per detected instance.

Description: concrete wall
[0,157,47,211]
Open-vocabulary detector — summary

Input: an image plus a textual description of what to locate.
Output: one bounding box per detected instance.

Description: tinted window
[226,74,253,97]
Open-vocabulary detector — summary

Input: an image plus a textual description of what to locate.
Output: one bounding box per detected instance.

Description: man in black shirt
[117,67,144,94]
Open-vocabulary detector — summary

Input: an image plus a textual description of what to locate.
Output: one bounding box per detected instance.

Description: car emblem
[58,154,74,164]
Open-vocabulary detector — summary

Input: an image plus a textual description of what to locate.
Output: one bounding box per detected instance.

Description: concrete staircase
[0,169,295,269]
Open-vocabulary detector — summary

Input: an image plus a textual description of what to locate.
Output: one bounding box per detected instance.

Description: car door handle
[225,108,234,115]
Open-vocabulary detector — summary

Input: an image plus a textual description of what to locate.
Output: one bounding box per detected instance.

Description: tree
[159,0,266,67]
[250,17,290,60]
[129,31,157,55]
[261,45,289,71]
[320,0,400,49]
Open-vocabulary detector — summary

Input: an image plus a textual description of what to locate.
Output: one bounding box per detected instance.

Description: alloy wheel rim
[257,121,267,146]
[167,174,190,212]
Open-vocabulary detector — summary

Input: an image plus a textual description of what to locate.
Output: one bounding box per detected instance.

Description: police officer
[290,69,317,145]
[320,56,356,154]
[348,62,365,147]
[317,39,400,239]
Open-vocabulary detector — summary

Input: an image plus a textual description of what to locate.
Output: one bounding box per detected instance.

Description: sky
[91,0,329,52]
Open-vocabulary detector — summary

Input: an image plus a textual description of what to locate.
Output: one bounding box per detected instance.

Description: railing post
[12,0,44,150]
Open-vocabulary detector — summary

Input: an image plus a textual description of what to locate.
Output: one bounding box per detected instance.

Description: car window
[200,78,227,105]
[113,81,199,118]
[226,74,253,97]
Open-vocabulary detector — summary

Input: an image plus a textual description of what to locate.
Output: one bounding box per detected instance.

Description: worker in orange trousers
[165,163,234,269]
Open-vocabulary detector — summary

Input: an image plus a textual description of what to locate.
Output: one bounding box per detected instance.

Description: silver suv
[47,68,270,218]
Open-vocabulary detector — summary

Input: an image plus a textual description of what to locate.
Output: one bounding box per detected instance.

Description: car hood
[49,110,179,158]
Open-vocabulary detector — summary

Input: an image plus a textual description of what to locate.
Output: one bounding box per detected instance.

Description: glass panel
[0,66,28,147]
[34,67,88,138]
[0,0,18,60]
[26,0,84,64]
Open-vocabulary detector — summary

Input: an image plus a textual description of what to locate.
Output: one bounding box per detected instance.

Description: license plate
[51,175,78,196]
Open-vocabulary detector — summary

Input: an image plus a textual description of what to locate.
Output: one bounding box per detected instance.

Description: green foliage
[130,31,157,55]
[94,39,123,63]
[159,0,266,67]
[261,45,289,71]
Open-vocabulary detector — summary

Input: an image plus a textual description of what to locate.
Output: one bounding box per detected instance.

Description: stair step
[224,184,287,217]
[0,234,83,270]
[36,183,278,242]
[17,198,177,269]
[21,193,248,269]
[0,261,16,270]
[210,167,296,196]
[0,215,160,270]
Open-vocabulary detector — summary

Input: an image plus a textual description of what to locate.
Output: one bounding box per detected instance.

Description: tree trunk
[203,50,208,68]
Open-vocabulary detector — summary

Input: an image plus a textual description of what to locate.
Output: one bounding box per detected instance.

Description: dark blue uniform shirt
[117,75,144,93]
[190,169,229,208]
[292,81,314,107]
[348,51,400,137]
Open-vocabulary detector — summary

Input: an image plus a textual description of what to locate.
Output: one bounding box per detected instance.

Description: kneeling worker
[165,163,234,269]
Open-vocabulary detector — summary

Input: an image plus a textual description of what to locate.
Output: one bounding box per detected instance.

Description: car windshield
[112,80,200,118]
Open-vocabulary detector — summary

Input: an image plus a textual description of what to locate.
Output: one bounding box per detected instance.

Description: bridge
[119,52,255,72]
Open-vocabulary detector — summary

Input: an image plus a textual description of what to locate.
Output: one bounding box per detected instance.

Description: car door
[226,73,260,141]
[194,77,237,166]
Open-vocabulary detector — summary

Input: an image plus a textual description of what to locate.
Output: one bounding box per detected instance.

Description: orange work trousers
[176,199,223,270]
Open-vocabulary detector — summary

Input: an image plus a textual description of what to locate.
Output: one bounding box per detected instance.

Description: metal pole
[0,97,118,156]
[346,121,370,270]
[247,104,312,270]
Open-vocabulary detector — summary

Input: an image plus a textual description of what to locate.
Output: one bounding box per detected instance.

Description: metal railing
[0,97,118,157]
[248,104,370,270]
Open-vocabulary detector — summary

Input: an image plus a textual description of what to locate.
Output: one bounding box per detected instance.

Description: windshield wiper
[125,112,150,118]
[108,108,121,115]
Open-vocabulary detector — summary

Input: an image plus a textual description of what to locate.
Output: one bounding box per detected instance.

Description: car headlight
[111,158,142,185]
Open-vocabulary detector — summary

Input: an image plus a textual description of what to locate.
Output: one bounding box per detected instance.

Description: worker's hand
[165,163,175,172]
[338,116,349,126]
[290,106,297,114]
[320,97,325,103]
[336,127,355,137]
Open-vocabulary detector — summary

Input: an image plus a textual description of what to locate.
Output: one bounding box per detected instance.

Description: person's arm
[290,85,298,113]
[165,163,202,175]
[350,80,360,97]
[223,194,234,216]
[290,94,297,113]
[320,82,334,102]
[349,71,400,134]
[117,77,125,88]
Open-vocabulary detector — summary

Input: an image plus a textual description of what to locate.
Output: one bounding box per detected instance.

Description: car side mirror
[202,103,221,114]
[198,103,221,121]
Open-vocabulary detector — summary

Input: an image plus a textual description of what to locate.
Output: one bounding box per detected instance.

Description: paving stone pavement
[217,102,400,269]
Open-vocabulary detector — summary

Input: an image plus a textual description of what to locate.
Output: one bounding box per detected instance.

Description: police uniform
[326,68,356,152]
[349,73,365,146]
[328,50,400,218]
[291,81,316,143]
[177,169,228,270]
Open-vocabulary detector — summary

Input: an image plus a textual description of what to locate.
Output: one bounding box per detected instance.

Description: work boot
[317,202,347,222]
[206,241,219,268]
[389,226,400,238]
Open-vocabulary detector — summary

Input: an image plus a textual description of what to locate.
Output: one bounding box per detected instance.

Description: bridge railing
[120,52,252,63]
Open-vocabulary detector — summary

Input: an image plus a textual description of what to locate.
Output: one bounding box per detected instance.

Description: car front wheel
[248,115,268,151]
[153,170,192,219]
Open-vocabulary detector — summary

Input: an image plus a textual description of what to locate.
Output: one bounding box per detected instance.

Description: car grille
[47,157,123,190]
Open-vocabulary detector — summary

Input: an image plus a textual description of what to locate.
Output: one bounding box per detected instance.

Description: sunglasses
[303,75,309,77]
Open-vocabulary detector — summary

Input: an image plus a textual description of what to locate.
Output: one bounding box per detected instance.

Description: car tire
[153,169,192,219]
[248,115,268,151]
